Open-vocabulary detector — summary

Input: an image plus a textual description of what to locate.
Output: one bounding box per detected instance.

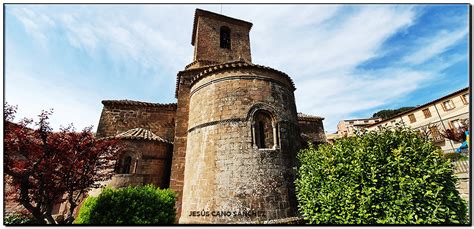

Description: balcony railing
[431,135,445,143]
[450,148,469,174]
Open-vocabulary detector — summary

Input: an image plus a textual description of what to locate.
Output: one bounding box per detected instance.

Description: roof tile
[113,128,172,144]
[102,100,177,108]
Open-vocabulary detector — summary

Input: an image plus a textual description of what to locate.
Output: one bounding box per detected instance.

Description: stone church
[95,9,326,224]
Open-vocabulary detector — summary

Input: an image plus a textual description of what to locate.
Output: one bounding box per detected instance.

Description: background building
[336,117,382,137]
[366,87,469,153]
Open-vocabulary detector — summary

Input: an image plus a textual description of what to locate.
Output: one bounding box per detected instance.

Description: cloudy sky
[5,4,469,133]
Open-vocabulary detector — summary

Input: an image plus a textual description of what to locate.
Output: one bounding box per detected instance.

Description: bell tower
[191,9,252,64]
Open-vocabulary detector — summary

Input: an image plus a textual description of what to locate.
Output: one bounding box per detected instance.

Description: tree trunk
[44,213,56,225]
[65,203,77,224]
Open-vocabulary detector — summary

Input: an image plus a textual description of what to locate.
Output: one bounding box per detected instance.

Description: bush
[296,126,468,224]
[75,185,176,224]
[442,152,468,162]
[4,214,36,225]
[75,196,98,224]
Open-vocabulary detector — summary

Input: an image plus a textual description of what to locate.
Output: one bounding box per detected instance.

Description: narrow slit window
[258,121,265,148]
[220,26,231,49]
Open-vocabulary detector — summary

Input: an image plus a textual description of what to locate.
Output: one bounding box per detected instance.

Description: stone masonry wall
[298,118,327,145]
[169,73,193,221]
[179,68,300,223]
[96,103,176,141]
[194,16,252,63]
[109,140,173,189]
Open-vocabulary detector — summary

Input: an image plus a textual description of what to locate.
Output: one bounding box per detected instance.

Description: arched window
[220,26,231,49]
[116,155,133,174]
[252,110,278,149]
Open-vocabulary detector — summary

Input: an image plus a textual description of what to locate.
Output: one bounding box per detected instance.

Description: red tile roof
[111,128,172,144]
[102,100,177,108]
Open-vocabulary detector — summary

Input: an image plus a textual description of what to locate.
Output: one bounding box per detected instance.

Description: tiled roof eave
[101,136,173,144]
[188,61,296,91]
[102,100,177,109]
[298,113,324,121]
[101,128,173,144]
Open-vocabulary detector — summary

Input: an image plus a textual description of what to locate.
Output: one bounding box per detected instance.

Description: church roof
[102,100,177,109]
[298,113,324,121]
[175,60,296,97]
[191,8,253,46]
[113,128,172,144]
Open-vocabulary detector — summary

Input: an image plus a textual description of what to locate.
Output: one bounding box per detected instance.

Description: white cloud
[402,28,468,65]
[6,5,468,133]
[295,68,434,131]
[5,68,103,131]
[10,7,52,45]
[54,6,193,73]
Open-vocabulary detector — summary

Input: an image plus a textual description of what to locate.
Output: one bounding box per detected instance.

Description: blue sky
[4,4,469,133]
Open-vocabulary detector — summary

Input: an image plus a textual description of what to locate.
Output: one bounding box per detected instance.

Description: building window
[461,93,469,105]
[450,119,464,129]
[442,100,455,111]
[116,155,133,174]
[220,26,231,49]
[252,110,277,149]
[422,108,431,118]
[349,121,354,124]
[364,120,369,123]
[429,126,444,143]
[408,114,416,123]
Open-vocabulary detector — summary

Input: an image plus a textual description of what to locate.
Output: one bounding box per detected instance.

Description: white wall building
[367,87,470,153]
[337,117,382,137]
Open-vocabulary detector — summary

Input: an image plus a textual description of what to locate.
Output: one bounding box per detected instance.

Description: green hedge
[75,184,176,224]
[296,126,468,224]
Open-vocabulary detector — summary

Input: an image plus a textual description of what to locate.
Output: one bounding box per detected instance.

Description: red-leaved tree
[4,103,122,224]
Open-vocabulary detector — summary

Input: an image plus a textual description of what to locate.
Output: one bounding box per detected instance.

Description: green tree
[372,107,415,119]
[75,185,176,224]
[296,126,468,224]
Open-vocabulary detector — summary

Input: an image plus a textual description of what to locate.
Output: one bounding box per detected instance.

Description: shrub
[75,185,176,224]
[442,152,468,162]
[74,196,98,224]
[4,214,36,225]
[296,126,468,224]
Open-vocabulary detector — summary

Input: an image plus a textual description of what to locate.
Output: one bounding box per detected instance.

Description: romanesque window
[220,26,231,49]
[252,110,278,149]
[116,155,133,174]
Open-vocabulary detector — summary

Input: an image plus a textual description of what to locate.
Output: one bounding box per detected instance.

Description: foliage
[4,214,36,225]
[74,185,176,224]
[4,103,122,224]
[296,126,468,224]
[372,107,415,119]
[442,152,468,162]
[74,196,98,224]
